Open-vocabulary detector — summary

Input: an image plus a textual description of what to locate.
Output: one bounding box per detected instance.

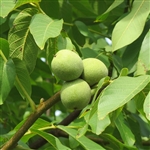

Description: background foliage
[0,0,150,149]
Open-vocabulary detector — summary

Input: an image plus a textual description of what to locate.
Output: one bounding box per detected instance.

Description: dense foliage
[0,0,150,149]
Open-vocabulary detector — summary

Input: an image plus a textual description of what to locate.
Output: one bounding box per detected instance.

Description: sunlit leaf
[30,14,63,49]
[112,0,150,51]
[119,68,128,76]
[0,0,15,18]
[121,20,150,73]
[98,75,150,120]
[135,30,150,76]
[89,113,110,135]
[143,92,150,121]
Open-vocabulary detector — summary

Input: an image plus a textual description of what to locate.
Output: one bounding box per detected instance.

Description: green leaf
[30,14,63,49]
[20,118,53,143]
[135,30,150,76]
[14,0,41,9]
[39,0,59,19]
[83,77,110,120]
[76,124,88,138]
[127,115,142,147]
[8,118,51,143]
[13,145,32,150]
[80,77,110,120]
[57,35,74,51]
[119,68,128,76]
[115,112,135,146]
[0,16,6,25]
[101,133,137,150]
[103,0,124,14]
[31,129,71,150]
[8,8,40,73]
[72,25,85,46]
[96,0,124,22]
[69,136,79,149]
[0,0,15,18]
[112,0,150,51]
[61,0,72,24]
[46,38,60,74]
[112,54,123,73]
[89,113,110,135]
[122,20,150,73]
[143,92,150,121]
[74,21,95,41]
[81,47,97,58]
[135,92,146,116]
[13,58,31,98]
[0,58,16,105]
[98,75,150,120]
[57,125,105,150]
[69,0,96,17]
[0,38,9,59]
[132,114,150,138]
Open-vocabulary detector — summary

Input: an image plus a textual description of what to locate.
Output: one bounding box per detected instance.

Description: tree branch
[29,109,82,149]
[2,92,60,150]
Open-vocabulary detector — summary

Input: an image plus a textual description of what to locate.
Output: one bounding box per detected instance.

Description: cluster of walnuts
[51,49,108,110]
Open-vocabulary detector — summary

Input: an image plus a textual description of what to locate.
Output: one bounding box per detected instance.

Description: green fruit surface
[61,79,91,110]
[51,49,83,81]
[81,58,108,86]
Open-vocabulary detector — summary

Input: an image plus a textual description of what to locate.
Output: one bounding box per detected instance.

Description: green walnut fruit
[81,58,108,86]
[61,79,91,110]
[51,49,83,81]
